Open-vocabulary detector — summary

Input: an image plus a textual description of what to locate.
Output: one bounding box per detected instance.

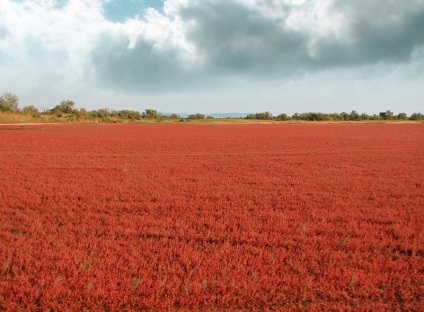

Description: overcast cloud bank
[0,0,423,113]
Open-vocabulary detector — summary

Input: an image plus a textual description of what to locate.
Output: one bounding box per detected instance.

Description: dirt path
[0,123,62,126]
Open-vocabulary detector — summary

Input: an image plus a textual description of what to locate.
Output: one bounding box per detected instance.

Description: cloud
[325,0,424,65]
[0,0,423,113]
[91,7,206,92]
[177,1,309,74]
[91,0,424,91]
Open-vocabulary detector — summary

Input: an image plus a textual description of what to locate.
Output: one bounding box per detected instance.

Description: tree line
[1,92,423,122]
[246,110,424,121]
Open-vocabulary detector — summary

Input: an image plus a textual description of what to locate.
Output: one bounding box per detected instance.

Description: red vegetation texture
[0,123,423,310]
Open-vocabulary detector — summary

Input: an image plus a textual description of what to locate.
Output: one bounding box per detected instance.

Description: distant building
[380,110,393,119]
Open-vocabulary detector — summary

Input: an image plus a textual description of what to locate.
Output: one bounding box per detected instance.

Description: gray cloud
[180,0,424,69]
[91,0,424,91]
[179,1,310,75]
[92,32,186,90]
[91,32,234,93]
[326,0,424,65]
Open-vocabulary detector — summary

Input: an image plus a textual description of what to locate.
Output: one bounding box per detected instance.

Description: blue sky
[0,0,423,115]
[104,0,164,22]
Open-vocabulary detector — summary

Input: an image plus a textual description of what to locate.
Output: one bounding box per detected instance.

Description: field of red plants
[0,123,423,310]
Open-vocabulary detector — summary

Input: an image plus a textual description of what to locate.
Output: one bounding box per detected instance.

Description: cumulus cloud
[0,0,422,112]
[0,0,106,91]
[91,7,205,91]
[325,0,424,64]
[90,0,424,90]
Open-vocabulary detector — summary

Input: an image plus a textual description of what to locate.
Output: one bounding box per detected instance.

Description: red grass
[0,124,423,310]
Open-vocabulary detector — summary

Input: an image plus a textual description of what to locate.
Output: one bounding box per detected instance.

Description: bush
[349,111,360,121]
[246,112,273,120]
[188,113,206,120]
[397,113,408,120]
[22,105,40,117]
[143,109,160,119]
[117,110,142,120]
[276,113,290,121]
[168,113,181,119]
[50,99,75,115]
[409,113,424,120]
[330,113,344,121]
[90,109,112,119]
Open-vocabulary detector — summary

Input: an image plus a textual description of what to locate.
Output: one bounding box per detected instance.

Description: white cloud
[0,0,423,113]
[91,0,424,89]
[0,0,107,88]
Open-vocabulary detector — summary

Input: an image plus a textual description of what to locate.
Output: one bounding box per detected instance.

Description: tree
[330,113,344,121]
[188,113,206,120]
[276,113,290,121]
[51,99,75,115]
[360,113,370,120]
[397,113,408,120]
[256,112,273,120]
[168,113,180,119]
[90,108,112,119]
[0,92,19,112]
[59,100,75,114]
[143,109,160,119]
[380,110,393,120]
[246,112,273,120]
[117,110,142,120]
[340,112,349,120]
[349,110,360,121]
[22,105,40,117]
[291,113,301,120]
[409,113,424,120]
[298,112,330,121]
[71,108,89,119]
[369,114,382,120]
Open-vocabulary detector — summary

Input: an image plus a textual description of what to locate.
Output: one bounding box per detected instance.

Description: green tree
[330,113,343,121]
[71,108,89,119]
[340,112,349,120]
[380,110,394,120]
[143,109,160,119]
[255,112,272,120]
[117,110,142,120]
[51,99,75,115]
[300,112,330,121]
[188,113,206,120]
[369,114,382,120]
[59,100,75,114]
[169,113,180,119]
[276,113,290,121]
[349,110,360,121]
[291,113,301,120]
[360,113,370,120]
[90,108,112,119]
[409,113,424,120]
[0,92,19,112]
[397,113,408,120]
[247,112,273,120]
[22,105,40,117]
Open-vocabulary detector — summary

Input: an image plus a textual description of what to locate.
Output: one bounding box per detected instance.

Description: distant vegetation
[247,110,424,121]
[1,92,423,123]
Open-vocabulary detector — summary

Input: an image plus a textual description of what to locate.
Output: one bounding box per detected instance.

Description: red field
[0,123,423,310]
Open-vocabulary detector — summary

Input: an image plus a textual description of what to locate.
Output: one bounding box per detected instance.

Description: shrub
[22,105,40,117]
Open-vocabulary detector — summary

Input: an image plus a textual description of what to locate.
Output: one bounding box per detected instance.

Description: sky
[0,0,423,115]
